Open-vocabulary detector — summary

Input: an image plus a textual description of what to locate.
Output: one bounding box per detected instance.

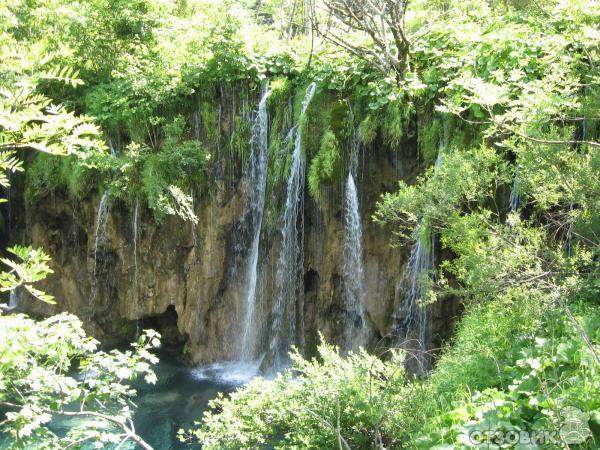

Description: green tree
[1,19,160,449]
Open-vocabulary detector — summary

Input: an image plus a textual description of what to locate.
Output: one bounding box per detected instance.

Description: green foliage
[25,153,100,204]
[418,116,442,165]
[0,10,163,449]
[136,116,206,223]
[374,145,506,241]
[267,77,292,109]
[186,341,422,449]
[359,114,378,147]
[25,116,207,223]
[5,0,600,448]
[430,291,544,397]
[0,37,105,158]
[0,245,55,304]
[420,303,600,448]
[371,3,600,447]
[0,313,160,448]
[0,151,23,192]
[381,100,411,151]
[199,100,220,146]
[308,129,342,202]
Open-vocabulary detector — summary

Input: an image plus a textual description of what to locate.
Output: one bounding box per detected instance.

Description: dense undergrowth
[186,301,599,448]
[2,0,599,448]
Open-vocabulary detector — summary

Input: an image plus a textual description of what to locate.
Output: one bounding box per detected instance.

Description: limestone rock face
[13,139,458,366]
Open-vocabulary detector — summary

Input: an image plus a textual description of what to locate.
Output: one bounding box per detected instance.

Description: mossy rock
[308,129,342,202]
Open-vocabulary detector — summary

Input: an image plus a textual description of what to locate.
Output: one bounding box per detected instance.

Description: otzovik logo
[559,406,592,445]
[466,407,592,446]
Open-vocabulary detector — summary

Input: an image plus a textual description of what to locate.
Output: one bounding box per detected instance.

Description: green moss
[25,115,208,224]
[299,86,328,158]
[308,129,342,202]
[381,100,409,151]
[328,100,352,142]
[230,113,252,160]
[64,159,99,199]
[267,77,292,109]
[419,116,442,165]
[25,154,100,205]
[359,114,378,147]
[200,100,220,145]
[266,79,294,186]
[25,154,64,205]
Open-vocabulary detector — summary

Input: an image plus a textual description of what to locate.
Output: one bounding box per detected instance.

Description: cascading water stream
[267,82,316,372]
[238,85,270,362]
[107,130,117,156]
[342,126,368,351]
[90,191,109,318]
[342,172,367,350]
[400,150,443,373]
[403,224,434,359]
[8,292,16,309]
[133,198,141,338]
[7,289,20,311]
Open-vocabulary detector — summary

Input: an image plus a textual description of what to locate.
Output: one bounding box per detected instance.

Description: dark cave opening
[141,305,185,350]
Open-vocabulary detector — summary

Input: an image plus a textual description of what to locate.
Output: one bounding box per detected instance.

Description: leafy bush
[420,303,600,448]
[25,116,207,223]
[429,292,544,399]
[139,117,207,223]
[25,153,102,204]
[0,313,161,448]
[185,342,424,449]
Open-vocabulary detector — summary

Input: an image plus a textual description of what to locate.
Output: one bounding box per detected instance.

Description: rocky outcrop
[11,116,459,367]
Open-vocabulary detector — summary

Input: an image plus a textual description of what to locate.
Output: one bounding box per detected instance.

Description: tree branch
[58,411,154,450]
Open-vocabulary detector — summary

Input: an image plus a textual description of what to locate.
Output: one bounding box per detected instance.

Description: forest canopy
[1,0,599,448]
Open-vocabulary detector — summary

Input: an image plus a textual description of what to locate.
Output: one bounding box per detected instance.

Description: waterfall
[107,130,117,155]
[342,126,367,351]
[267,82,316,372]
[342,172,367,350]
[8,291,17,309]
[238,85,270,361]
[403,224,434,362]
[400,150,443,372]
[90,192,109,318]
[6,289,20,311]
[133,198,141,338]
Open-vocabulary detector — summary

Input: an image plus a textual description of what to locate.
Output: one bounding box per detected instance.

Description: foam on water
[190,360,262,385]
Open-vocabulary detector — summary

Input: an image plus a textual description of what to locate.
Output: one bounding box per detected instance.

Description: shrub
[185,341,418,449]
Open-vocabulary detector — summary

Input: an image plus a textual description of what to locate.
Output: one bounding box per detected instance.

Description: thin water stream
[90,192,109,318]
[239,85,270,362]
[342,159,368,349]
[267,82,316,372]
